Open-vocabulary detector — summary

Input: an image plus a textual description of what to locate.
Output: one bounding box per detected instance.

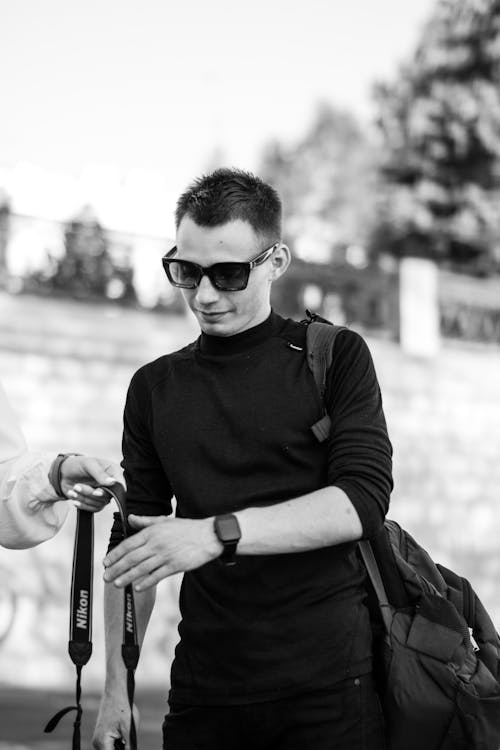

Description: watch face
[216,515,241,542]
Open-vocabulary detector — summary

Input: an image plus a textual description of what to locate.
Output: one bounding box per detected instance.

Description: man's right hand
[92,695,139,750]
[103,514,222,591]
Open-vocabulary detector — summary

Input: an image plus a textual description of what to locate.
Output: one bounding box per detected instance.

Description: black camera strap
[44,482,139,750]
[111,484,140,750]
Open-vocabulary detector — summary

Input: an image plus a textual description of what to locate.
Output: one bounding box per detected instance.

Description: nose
[194,273,220,305]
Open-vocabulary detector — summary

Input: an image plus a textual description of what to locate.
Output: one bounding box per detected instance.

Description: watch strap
[220,538,238,565]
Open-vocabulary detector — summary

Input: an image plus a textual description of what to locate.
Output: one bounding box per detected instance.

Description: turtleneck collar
[199,311,278,355]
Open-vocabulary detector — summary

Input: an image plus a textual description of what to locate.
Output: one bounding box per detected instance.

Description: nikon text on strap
[44,482,139,750]
[44,508,94,749]
[105,482,140,750]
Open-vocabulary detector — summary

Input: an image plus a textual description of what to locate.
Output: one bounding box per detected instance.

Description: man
[93,168,392,749]
[0,379,122,549]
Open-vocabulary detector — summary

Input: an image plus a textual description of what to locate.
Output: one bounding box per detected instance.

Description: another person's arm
[0,382,122,550]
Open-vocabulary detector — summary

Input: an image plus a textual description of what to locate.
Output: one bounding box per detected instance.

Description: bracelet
[48,453,82,497]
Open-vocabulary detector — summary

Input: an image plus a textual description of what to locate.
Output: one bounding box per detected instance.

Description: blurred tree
[50,205,113,298]
[373,0,500,274]
[259,103,380,264]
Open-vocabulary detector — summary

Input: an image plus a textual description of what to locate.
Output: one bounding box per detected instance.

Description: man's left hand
[102,514,222,591]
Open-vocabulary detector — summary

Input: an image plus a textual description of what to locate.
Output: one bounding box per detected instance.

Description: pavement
[0,685,168,749]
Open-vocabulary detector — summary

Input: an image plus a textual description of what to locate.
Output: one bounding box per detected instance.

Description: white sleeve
[0,382,69,550]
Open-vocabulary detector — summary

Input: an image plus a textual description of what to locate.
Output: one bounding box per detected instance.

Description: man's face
[175,216,280,337]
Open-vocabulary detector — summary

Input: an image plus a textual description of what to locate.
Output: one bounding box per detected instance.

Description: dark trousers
[162,674,386,750]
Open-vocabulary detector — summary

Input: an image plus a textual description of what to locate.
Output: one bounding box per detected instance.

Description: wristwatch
[213,513,241,566]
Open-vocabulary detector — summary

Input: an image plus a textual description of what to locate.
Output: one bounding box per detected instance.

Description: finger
[105,552,163,587]
[104,460,124,479]
[86,457,115,484]
[70,486,110,511]
[103,532,147,567]
[128,514,168,528]
[97,460,125,488]
[133,564,174,591]
[103,544,155,581]
[68,484,105,499]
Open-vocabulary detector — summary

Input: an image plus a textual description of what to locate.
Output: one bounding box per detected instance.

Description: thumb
[84,457,120,486]
[128,514,167,528]
[100,475,118,485]
[96,460,123,485]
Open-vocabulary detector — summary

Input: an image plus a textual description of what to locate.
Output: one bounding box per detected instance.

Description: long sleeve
[0,381,68,550]
[109,366,173,550]
[325,330,393,538]
[122,367,174,516]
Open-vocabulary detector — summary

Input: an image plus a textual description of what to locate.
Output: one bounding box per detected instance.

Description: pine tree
[374,0,500,273]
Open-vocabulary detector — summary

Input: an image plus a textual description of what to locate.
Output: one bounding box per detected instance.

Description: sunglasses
[161,242,279,291]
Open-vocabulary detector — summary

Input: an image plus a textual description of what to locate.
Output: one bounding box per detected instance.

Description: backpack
[303,311,500,750]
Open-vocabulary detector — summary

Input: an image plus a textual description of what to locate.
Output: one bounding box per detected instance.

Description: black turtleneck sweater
[114,311,393,705]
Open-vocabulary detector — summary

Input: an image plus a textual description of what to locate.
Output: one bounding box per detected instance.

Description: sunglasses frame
[161,242,279,291]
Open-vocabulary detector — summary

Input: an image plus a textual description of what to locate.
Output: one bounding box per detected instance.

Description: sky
[0,0,437,235]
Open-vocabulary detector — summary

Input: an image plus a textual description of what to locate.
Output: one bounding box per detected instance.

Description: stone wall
[0,292,198,690]
[1,291,499,690]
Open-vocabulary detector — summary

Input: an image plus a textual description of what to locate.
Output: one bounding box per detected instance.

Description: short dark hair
[175,168,282,242]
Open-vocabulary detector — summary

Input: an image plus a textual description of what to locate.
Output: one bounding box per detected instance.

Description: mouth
[196,310,228,319]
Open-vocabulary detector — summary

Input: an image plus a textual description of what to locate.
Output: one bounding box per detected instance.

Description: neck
[199,311,276,355]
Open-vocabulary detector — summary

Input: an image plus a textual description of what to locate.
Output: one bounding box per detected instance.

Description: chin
[200,322,235,337]
[196,316,231,336]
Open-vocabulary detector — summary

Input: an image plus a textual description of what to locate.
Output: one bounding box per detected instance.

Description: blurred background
[1,0,500,747]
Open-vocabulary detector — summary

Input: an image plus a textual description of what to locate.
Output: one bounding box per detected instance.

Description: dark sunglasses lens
[166,260,201,288]
[211,263,249,291]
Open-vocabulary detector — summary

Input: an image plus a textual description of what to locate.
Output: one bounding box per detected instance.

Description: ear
[269,244,291,282]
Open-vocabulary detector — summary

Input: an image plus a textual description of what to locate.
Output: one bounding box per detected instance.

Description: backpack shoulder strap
[358,539,394,632]
[304,318,415,610]
[306,320,346,442]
